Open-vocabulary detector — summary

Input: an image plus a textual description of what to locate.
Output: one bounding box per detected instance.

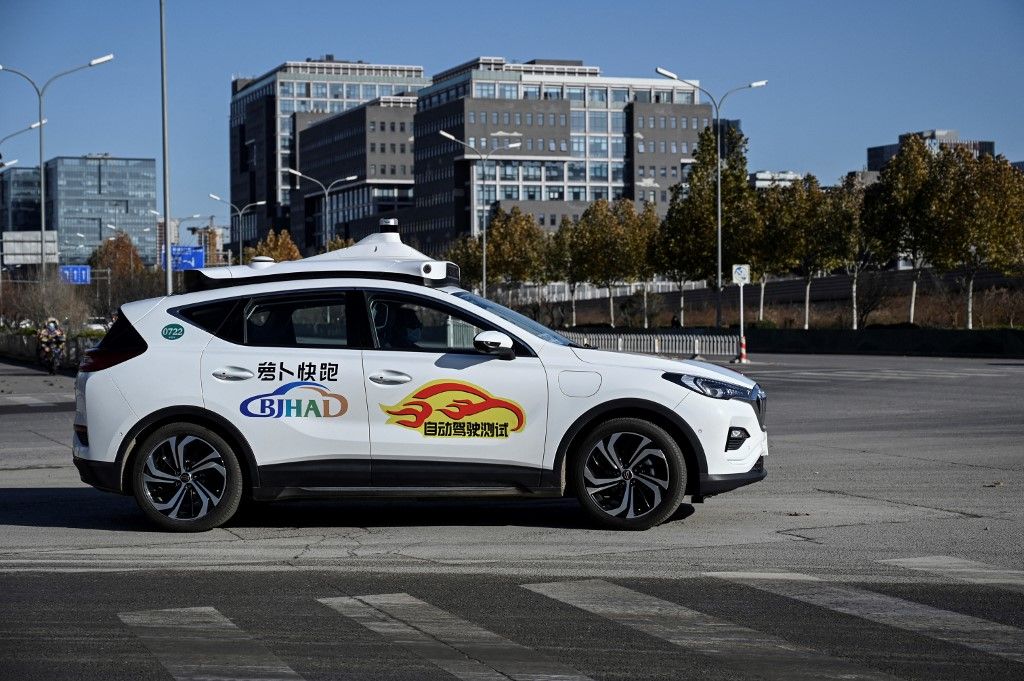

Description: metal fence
[0,333,101,369]
[561,331,739,357]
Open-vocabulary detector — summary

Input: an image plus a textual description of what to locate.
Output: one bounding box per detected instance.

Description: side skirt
[251,486,564,502]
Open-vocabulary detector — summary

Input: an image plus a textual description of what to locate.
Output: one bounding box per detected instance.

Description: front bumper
[698,456,766,497]
[73,456,122,494]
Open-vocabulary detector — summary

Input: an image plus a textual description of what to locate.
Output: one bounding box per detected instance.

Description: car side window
[245,295,350,348]
[177,299,244,344]
[369,296,483,353]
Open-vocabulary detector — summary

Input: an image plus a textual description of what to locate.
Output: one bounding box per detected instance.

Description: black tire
[572,417,686,530]
[131,423,243,532]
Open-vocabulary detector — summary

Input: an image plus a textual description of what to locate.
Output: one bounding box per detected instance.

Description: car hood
[570,347,757,388]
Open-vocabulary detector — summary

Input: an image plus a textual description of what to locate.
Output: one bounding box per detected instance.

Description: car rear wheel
[572,417,686,530]
[131,423,242,532]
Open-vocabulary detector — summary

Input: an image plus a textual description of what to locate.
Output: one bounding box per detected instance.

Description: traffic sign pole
[731,264,751,364]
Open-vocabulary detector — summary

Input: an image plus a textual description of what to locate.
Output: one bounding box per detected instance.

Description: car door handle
[212,367,254,381]
[369,371,412,385]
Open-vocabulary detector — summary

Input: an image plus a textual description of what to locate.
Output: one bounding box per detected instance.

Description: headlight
[662,372,752,400]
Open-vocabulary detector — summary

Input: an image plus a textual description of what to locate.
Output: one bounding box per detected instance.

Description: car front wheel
[131,423,242,532]
[572,417,686,530]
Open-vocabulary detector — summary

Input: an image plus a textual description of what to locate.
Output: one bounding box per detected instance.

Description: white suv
[73,224,766,531]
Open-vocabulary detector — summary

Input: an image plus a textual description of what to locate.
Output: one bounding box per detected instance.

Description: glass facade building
[230,57,430,252]
[45,156,157,265]
[0,166,41,232]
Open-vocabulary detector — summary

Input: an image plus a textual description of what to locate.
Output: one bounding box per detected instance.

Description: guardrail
[561,331,739,357]
[0,333,100,370]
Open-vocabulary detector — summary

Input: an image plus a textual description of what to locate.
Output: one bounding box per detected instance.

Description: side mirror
[473,330,515,360]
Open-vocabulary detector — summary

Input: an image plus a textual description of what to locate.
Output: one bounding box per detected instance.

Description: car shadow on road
[0,487,155,532]
[0,487,696,532]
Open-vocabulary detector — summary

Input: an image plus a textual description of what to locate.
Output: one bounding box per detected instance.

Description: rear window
[97,309,148,353]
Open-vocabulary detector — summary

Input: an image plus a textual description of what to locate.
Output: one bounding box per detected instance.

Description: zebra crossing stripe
[319,592,594,681]
[118,606,303,680]
[713,572,1024,664]
[880,556,1024,590]
[523,579,896,680]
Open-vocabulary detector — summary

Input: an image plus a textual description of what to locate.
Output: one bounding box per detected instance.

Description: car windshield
[453,291,578,347]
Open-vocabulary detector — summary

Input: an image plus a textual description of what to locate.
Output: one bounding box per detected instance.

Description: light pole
[208,194,266,265]
[438,130,522,298]
[286,169,358,249]
[0,53,114,278]
[655,67,766,327]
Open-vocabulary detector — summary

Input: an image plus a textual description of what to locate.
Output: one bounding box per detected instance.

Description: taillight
[80,308,148,373]
[79,347,145,372]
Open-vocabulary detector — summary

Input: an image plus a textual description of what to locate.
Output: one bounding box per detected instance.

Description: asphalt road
[1,353,1022,680]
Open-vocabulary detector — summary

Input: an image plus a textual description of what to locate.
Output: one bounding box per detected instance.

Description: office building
[1012,161,1024,173]
[407,56,712,253]
[229,56,430,254]
[867,130,995,171]
[45,155,157,265]
[289,96,417,251]
[0,166,41,232]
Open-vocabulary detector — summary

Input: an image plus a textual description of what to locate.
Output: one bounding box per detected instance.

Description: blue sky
[2,0,1022,229]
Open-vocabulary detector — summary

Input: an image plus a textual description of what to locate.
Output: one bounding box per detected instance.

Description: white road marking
[715,572,1024,664]
[319,592,593,681]
[118,606,303,680]
[880,556,1024,591]
[523,579,896,680]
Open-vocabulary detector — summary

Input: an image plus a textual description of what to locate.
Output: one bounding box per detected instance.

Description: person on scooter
[37,318,66,374]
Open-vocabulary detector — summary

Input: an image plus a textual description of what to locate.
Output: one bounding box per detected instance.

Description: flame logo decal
[381,380,525,438]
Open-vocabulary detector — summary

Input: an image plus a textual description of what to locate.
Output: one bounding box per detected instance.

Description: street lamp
[0,160,18,171]
[655,67,766,327]
[209,194,266,265]
[0,120,45,158]
[285,169,358,249]
[438,130,522,298]
[1,53,115,277]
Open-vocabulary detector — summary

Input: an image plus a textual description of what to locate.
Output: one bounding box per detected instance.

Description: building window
[503,112,510,125]
[514,112,522,125]
[588,87,607,105]
[659,141,666,153]
[279,81,294,97]
[545,162,563,181]
[681,142,688,153]
[611,88,629,103]
[589,136,609,156]
[671,166,678,178]
[479,111,487,125]
[546,187,564,201]
[548,113,556,126]
[526,112,533,126]
[571,136,586,157]
[637,116,644,129]
[567,161,586,181]
[637,141,645,153]
[543,85,561,100]
[468,111,475,124]
[502,185,519,200]
[370,142,376,152]
[659,116,666,129]
[660,167,667,177]
[589,162,609,181]
[548,139,556,152]
[523,85,540,100]
[571,111,586,133]
[638,166,645,177]
[491,112,498,125]
[536,114,544,128]
[500,83,517,99]
[361,84,377,99]
[538,214,546,226]
[670,141,678,154]
[370,164,376,175]
[610,111,625,133]
[559,113,567,127]
[475,83,496,98]
[680,117,687,129]
[468,137,476,148]
[692,117,698,129]
[611,136,625,156]
[524,185,541,200]
[588,111,608,133]
[702,118,709,129]
[566,87,585,103]
[611,161,624,182]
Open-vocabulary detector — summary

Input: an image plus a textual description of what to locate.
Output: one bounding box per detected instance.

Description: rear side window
[178,299,244,344]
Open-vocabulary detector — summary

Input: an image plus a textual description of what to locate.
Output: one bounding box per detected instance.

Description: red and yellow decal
[381,380,525,438]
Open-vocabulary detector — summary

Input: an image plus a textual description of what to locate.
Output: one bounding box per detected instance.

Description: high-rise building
[867,130,995,171]
[407,57,712,253]
[45,155,157,265]
[289,96,417,251]
[0,166,40,233]
[229,56,430,254]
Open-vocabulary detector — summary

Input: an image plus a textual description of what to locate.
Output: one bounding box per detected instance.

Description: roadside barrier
[0,333,100,370]
[560,331,739,357]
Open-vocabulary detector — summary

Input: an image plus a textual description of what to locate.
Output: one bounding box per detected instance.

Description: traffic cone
[731,335,750,364]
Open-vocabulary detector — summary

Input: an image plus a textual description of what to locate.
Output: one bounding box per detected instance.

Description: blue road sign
[59,265,91,285]
[167,245,205,271]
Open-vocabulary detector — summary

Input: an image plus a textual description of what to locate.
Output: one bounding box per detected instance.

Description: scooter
[38,336,65,375]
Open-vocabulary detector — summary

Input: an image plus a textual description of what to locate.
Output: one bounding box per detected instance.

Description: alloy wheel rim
[584,431,670,519]
[142,435,227,521]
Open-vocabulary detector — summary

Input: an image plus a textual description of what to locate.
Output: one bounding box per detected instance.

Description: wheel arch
[549,398,707,497]
[115,406,260,496]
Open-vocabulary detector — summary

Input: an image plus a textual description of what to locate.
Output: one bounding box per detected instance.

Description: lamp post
[655,67,766,327]
[438,130,522,298]
[0,53,114,278]
[0,120,45,157]
[285,169,358,249]
[208,194,266,265]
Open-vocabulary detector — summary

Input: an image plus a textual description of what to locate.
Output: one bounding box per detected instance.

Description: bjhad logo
[241,381,348,418]
[381,380,525,438]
